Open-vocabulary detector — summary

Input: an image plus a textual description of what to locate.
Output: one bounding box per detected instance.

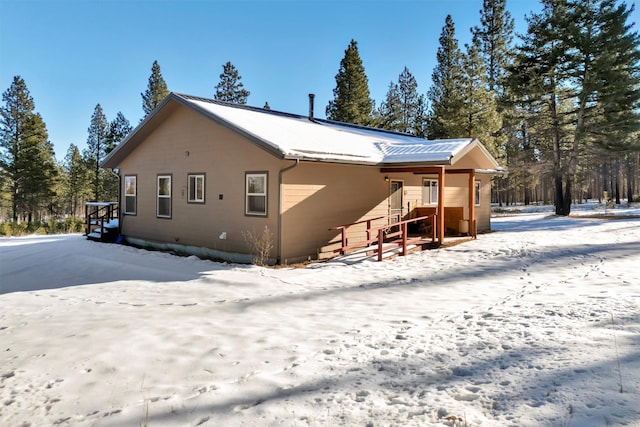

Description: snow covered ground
[1,206,639,426]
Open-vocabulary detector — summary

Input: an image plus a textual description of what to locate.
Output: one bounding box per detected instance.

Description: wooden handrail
[374,215,435,261]
[329,213,400,231]
[85,202,119,239]
[331,214,436,260]
[329,213,402,255]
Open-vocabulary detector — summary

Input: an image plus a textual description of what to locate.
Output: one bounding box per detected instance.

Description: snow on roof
[181,94,475,165]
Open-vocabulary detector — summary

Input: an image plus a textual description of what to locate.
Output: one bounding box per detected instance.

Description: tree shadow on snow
[102,309,640,426]
[0,235,238,294]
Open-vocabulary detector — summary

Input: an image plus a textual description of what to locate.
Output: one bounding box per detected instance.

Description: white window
[246,172,267,216]
[188,174,205,203]
[475,181,481,206]
[422,179,438,205]
[124,175,136,214]
[157,175,172,218]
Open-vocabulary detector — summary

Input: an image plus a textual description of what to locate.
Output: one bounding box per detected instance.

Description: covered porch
[382,165,480,243]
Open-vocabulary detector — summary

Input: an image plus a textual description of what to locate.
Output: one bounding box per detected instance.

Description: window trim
[422,178,439,206]
[157,174,172,219]
[123,175,137,215]
[475,180,481,206]
[187,173,206,204]
[245,172,268,216]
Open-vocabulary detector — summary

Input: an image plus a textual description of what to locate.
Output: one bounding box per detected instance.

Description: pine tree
[427,15,466,139]
[472,0,515,205]
[63,144,91,217]
[377,68,422,135]
[589,1,640,152]
[106,112,132,154]
[326,39,374,125]
[19,113,57,222]
[413,95,428,138]
[83,104,109,201]
[141,60,169,116]
[460,35,502,154]
[398,67,421,134]
[377,82,403,132]
[472,0,514,96]
[0,76,57,222]
[101,111,132,201]
[214,61,250,104]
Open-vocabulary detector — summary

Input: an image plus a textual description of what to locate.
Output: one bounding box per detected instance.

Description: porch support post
[437,166,445,244]
[469,171,476,238]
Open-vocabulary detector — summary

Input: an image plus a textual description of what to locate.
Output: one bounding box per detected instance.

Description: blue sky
[1,0,537,161]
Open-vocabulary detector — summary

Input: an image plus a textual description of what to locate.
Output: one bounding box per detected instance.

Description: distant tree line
[1,0,638,226]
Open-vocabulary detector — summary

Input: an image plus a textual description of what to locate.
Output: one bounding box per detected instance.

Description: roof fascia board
[282,154,381,166]
[282,155,452,168]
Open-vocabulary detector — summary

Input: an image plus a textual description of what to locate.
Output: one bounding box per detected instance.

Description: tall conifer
[460,35,502,154]
[0,76,57,222]
[141,60,169,116]
[472,0,514,96]
[398,67,420,134]
[63,144,91,217]
[214,62,250,104]
[427,15,466,139]
[378,67,422,134]
[106,112,132,154]
[377,82,403,132]
[326,39,374,125]
[84,104,109,201]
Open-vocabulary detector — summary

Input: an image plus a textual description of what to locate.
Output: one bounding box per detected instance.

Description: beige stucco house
[101,93,502,264]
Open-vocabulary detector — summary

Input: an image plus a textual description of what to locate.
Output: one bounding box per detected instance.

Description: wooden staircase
[85,202,119,242]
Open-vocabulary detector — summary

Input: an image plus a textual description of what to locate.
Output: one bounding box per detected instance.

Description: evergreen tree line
[1,0,638,225]
[0,58,249,225]
[0,75,135,224]
[324,0,640,214]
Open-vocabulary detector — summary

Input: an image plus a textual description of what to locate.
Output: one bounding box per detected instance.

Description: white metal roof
[184,95,477,165]
[103,93,501,170]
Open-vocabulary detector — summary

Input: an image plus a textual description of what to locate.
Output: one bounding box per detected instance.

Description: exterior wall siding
[280,162,390,263]
[112,102,498,263]
[117,105,280,261]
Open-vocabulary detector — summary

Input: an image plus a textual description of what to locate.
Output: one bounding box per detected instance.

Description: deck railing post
[431,215,436,243]
[341,227,347,255]
[377,228,384,262]
[401,222,407,256]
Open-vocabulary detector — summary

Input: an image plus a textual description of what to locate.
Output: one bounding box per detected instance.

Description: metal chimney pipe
[308,93,315,121]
